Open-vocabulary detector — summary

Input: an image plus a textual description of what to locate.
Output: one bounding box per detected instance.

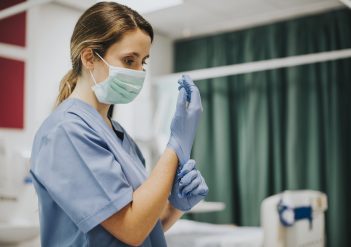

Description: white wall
[29,3,80,137]
[0,3,81,169]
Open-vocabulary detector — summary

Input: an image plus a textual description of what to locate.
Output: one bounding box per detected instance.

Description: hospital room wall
[0,3,174,173]
[0,3,81,163]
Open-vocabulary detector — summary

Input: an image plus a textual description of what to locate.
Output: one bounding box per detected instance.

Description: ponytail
[55,69,78,106]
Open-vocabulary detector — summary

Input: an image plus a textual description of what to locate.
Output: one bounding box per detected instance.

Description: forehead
[106,29,152,57]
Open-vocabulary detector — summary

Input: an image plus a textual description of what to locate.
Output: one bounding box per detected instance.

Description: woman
[30,2,208,246]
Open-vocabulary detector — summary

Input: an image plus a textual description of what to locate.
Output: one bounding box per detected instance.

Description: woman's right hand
[169,159,209,211]
[167,75,203,165]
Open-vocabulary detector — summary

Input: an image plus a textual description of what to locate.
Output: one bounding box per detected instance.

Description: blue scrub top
[30,98,167,247]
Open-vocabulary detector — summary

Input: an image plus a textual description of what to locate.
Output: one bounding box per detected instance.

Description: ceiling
[56,0,344,40]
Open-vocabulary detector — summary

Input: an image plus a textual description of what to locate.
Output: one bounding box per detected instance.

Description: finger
[179,170,198,191]
[182,74,195,87]
[191,177,209,196]
[178,159,196,178]
[181,74,202,111]
[180,177,201,197]
[188,88,203,111]
[176,87,187,113]
[178,76,192,102]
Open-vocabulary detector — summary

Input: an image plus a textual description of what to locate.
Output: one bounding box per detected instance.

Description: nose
[137,65,145,71]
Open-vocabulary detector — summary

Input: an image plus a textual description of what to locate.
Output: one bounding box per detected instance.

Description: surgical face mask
[90,53,146,104]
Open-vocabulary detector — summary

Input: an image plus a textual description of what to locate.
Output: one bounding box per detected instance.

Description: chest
[102,128,148,190]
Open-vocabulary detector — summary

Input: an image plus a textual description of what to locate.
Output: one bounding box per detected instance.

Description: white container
[0,147,40,245]
[261,190,327,247]
[0,148,36,223]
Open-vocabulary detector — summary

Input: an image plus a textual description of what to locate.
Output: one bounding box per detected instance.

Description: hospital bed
[261,190,327,247]
[165,219,263,247]
[166,190,327,247]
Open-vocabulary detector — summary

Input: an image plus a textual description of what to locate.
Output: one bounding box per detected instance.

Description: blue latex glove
[169,159,209,211]
[167,75,203,165]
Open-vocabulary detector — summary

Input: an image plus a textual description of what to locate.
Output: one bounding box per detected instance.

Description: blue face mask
[90,53,146,104]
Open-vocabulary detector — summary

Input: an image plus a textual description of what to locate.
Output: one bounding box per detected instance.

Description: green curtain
[174,9,351,247]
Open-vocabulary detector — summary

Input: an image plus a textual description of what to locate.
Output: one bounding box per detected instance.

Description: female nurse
[30,1,208,247]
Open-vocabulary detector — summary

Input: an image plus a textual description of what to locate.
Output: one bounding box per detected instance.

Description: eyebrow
[123,52,149,60]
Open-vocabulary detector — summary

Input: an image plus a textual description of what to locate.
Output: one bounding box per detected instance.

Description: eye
[123,57,134,66]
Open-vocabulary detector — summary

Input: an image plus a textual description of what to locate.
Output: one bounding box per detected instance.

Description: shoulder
[39,99,104,137]
[32,100,104,155]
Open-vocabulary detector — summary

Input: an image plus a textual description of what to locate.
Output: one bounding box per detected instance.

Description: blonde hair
[56,1,154,106]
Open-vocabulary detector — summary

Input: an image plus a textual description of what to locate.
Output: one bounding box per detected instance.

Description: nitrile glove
[167,75,203,165]
[169,159,209,211]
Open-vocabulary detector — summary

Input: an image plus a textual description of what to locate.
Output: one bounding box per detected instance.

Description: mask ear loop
[89,70,98,86]
[90,52,108,86]
[95,52,110,67]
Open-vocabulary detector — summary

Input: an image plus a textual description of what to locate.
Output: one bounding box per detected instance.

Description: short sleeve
[34,119,133,233]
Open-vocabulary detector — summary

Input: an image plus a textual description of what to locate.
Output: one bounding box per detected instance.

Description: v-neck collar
[63,98,148,184]
[109,118,124,140]
[109,119,132,152]
[64,98,143,173]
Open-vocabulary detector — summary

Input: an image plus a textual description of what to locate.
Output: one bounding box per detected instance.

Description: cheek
[94,64,109,82]
[115,60,126,68]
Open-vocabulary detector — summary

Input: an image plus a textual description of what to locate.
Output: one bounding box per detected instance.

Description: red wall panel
[0,0,26,129]
[0,0,26,47]
[0,57,25,129]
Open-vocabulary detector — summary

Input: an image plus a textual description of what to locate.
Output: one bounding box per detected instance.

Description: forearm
[131,148,179,235]
[101,148,179,245]
[161,202,184,232]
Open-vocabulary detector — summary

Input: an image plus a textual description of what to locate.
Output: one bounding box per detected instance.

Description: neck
[69,76,111,121]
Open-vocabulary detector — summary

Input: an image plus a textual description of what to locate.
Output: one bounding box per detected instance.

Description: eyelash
[123,58,148,67]
[124,59,134,66]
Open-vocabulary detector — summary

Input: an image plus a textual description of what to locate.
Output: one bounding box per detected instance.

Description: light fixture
[339,0,351,9]
[98,0,183,14]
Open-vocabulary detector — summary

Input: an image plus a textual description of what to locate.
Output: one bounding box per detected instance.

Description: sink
[0,219,39,245]
[0,181,40,246]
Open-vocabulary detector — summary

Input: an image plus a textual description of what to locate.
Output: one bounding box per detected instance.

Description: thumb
[178,159,196,178]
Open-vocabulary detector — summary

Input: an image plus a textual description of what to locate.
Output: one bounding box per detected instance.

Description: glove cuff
[167,138,187,165]
[169,195,192,212]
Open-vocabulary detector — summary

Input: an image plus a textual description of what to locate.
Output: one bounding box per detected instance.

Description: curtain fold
[175,9,351,246]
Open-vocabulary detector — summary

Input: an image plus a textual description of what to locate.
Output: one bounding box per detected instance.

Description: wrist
[169,194,192,212]
[166,139,183,164]
[164,148,179,170]
[166,139,177,154]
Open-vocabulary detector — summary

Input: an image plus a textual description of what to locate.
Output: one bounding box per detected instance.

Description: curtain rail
[154,48,351,83]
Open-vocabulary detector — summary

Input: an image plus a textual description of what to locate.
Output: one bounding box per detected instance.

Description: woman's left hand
[169,159,209,211]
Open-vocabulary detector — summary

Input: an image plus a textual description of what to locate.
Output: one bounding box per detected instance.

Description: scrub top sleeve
[35,120,134,233]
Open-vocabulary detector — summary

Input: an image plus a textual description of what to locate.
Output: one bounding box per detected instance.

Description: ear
[81,48,95,70]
